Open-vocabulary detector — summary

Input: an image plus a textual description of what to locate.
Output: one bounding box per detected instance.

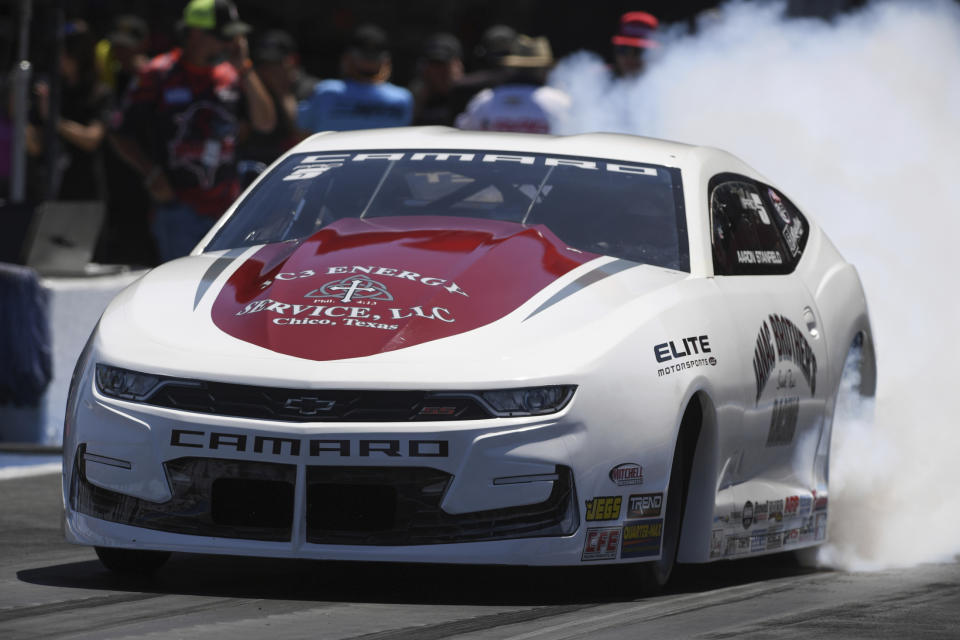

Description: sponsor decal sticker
[621,518,663,559]
[768,188,805,257]
[585,496,622,522]
[654,335,716,377]
[766,524,783,551]
[799,495,813,516]
[609,463,643,487]
[711,529,724,558]
[768,499,784,523]
[799,516,815,543]
[815,513,828,541]
[627,493,663,518]
[754,501,769,524]
[814,495,828,512]
[784,528,800,545]
[582,527,620,561]
[766,397,799,447]
[751,528,767,553]
[752,314,818,404]
[785,495,800,517]
[742,500,754,529]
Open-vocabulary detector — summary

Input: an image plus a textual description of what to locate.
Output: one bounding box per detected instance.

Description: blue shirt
[298,79,413,132]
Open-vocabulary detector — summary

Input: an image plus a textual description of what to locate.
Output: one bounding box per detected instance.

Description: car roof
[290,126,702,167]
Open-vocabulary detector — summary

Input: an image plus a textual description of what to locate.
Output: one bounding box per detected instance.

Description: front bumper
[63,378,611,566]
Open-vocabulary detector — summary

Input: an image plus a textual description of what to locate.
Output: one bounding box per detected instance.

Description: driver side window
[710,175,796,276]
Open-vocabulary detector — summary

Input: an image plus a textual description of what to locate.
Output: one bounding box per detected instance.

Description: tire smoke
[551,0,960,570]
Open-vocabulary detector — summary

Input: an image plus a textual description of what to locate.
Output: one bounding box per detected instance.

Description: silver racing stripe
[193,246,252,310]
[523,258,638,321]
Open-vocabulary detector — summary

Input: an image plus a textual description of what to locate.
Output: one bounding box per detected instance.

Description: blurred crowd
[0,0,661,266]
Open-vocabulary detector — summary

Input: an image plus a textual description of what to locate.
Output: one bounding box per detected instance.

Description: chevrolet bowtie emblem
[283,397,336,416]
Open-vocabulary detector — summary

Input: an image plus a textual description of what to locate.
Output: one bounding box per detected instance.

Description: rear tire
[94,547,171,575]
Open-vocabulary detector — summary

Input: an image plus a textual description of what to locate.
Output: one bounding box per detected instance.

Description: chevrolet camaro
[63,127,876,589]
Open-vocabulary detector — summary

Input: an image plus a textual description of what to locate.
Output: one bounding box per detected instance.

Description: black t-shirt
[55,82,110,200]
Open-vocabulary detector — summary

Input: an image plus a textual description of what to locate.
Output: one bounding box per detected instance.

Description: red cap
[611,11,659,49]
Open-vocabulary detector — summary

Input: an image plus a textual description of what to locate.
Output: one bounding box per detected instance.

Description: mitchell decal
[752,314,817,403]
[170,429,449,458]
[609,463,644,487]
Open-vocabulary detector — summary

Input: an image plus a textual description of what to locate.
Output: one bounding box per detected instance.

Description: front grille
[146,381,493,422]
[72,446,578,546]
[305,466,578,545]
[72,449,295,541]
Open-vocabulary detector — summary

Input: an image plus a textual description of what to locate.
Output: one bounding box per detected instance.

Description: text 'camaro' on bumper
[64,127,876,588]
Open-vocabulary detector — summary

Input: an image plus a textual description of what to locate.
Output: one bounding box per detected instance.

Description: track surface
[3,472,959,640]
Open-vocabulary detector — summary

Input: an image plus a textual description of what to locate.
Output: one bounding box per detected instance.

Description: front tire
[95,547,171,575]
[630,434,686,594]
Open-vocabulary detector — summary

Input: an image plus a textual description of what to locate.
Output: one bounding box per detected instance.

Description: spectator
[297,24,412,132]
[237,30,309,176]
[455,35,570,134]
[611,11,659,78]
[111,0,276,263]
[409,33,464,126]
[95,14,150,95]
[94,15,156,266]
[253,30,319,102]
[448,24,516,120]
[26,20,109,201]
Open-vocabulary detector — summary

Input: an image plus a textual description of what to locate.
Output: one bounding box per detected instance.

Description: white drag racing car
[63,128,876,587]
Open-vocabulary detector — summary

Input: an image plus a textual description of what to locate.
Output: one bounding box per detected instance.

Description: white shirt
[455,84,571,134]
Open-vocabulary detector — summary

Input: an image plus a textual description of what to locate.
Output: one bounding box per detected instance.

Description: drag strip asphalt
[2,472,958,639]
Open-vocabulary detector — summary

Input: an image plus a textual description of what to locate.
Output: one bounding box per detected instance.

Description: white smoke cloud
[551,0,960,570]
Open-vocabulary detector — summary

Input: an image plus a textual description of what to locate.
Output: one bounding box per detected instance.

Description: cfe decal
[581,527,621,561]
[751,314,817,403]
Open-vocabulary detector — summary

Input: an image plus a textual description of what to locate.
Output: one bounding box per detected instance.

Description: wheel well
[675,390,719,564]
[850,330,877,398]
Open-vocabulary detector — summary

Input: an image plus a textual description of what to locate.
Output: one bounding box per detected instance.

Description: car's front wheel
[94,546,171,575]
[629,434,686,594]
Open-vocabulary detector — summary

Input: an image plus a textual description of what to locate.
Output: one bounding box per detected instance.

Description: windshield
[206,149,688,271]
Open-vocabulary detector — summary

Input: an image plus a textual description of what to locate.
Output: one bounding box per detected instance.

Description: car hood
[207,216,597,361]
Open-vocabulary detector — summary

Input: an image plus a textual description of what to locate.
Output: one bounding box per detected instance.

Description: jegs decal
[584,496,622,522]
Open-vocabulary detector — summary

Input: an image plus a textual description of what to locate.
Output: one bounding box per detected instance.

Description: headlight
[95,364,161,401]
[478,385,575,417]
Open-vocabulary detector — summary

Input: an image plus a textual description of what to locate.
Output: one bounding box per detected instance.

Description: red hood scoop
[211,216,596,361]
